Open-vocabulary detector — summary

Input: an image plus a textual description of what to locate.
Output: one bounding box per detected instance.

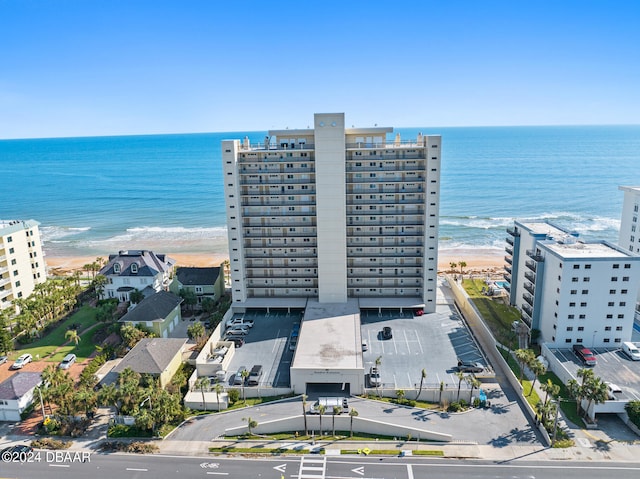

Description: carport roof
[292,298,363,370]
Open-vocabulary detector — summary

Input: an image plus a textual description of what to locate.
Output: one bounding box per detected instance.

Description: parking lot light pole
[592,330,597,348]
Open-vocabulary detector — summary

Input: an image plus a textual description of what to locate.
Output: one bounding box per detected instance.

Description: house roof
[175,267,220,287]
[0,372,42,400]
[99,250,175,277]
[119,291,182,323]
[113,338,187,375]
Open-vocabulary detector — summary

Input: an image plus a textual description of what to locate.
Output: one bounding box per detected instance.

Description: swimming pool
[494,281,508,289]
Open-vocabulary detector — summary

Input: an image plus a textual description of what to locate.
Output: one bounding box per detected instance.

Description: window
[620,302,626,306]
[573,264,580,269]
[579,314,586,319]
[577,326,584,331]
[582,290,588,294]
[624,263,631,269]
[572,277,578,282]
[580,302,587,307]
[610,289,616,294]
[613,264,620,269]
[608,302,615,307]
[605,326,611,331]
[604,338,610,343]
[12,270,18,276]
[606,314,613,319]
[6,236,12,243]
[583,277,590,282]
[131,263,138,274]
[585,264,591,269]
[618,314,624,319]
[8,248,14,254]
[623,276,629,281]
[616,326,623,331]
[566,327,573,331]
[565,339,572,343]
[615,338,622,343]
[569,302,576,307]
[114,263,121,273]
[570,290,577,295]
[612,276,618,281]
[15,280,20,287]
[621,289,628,294]
[577,338,583,343]
[568,314,574,319]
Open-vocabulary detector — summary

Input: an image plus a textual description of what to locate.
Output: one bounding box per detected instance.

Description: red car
[414,309,424,316]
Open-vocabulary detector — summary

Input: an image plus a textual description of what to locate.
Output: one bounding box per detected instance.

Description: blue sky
[1,0,639,138]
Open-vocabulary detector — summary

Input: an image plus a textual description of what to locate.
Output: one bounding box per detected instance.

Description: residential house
[118,290,182,338]
[99,250,175,302]
[171,266,224,305]
[112,338,187,388]
[0,372,42,421]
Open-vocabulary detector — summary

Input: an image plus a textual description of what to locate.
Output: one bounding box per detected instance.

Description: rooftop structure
[0,219,47,311]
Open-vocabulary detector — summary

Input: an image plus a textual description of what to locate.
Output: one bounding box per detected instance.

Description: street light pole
[592,330,598,348]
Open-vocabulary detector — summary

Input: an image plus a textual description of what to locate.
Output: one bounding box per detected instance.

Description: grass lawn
[462,279,521,348]
[225,394,294,411]
[17,306,99,361]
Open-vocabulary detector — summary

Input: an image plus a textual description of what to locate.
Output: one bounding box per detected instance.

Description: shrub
[100,441,158,454]
[625,400,640,428]
[31,438,71,450]
[227,388,240,404]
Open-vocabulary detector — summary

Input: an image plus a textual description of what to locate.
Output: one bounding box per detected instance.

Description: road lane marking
[126,468,148,471]
[49,464,69,468]
[407,464,414,479]
[206,473,229,476]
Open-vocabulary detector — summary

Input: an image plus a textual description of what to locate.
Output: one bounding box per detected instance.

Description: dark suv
[573,344,597,366]
[382,326,393,340]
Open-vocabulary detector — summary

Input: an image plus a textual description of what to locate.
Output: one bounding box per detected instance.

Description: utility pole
[552,397,560,446]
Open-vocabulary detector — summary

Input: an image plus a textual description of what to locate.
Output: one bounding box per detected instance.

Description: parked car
[414,309,424,316]
[248,365,263,386]
[59,353,76,369]
[233,366,247,385]
[622,341,640,361]
[289,336,298,351]
[361,340,368,352]
[572,344,597,366]
[382,326,393,340]
[369,367,381,387]
[226,317,254,328]
[0,355,7,365]
[606,382,622,400]
[456,359,484,373]
[230,337,244,348]
[226,328,248,337]
[11,353,32,370]
[1,444,33,456]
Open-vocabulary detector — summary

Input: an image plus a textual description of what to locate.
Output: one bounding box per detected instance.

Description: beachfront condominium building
[618,185,640,320]
[223,113,441,312]
[0,219,47,311]
[505,221,640,347]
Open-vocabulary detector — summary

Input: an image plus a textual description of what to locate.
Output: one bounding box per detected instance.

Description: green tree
[241,369,250,403]
[96,301,117,322]
[120,324,148,348]
[417,368,426,400]
[65,328,80,348]
[318,404,326,436]
[528,359,547,396]
[243,416,258,436]
[129,289,144,305]
[92,274,108,299]
[187,322,206,342]
[332,406,340,436]
[458,260,467,275]
[98,383,120,414]
[374,355,382,397]
[301,394,308,435]
[0,313,13,354]
[455,371,466,401]
[179,289,197,314]
[396,389,406,403]
[540,379,560,407]
[439,380,444,405]
[214,383,224,412]
[567,379,582,415]
[349,408,358,437]
[201,297,216,315]
[583,376,609,420]
[514,348,535,383]
[195,376,211,410]
[449,262,458,272]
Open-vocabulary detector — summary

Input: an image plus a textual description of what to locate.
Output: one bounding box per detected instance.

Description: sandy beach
[45,249,505,277]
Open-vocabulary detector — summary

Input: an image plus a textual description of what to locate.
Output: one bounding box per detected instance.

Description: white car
[59,353,76,370]
[606,382,622,400]
[226,318,254,329]
[12,353,33,370]
[369,367,381,387]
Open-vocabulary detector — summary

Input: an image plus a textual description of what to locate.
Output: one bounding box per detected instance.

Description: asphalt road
[3,453,640,479]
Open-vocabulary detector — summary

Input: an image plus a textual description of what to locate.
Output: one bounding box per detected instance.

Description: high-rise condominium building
[0,219,47,311]
[223,113,441,311]
[619,186,640,254]
[505,221,640,347]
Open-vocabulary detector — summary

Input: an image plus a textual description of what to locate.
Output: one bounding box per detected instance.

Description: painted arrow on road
[352,466,364,476]
[273,464,287,473]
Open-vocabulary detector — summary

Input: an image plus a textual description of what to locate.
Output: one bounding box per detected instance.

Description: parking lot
[223,309,303,389]
[361,303,489,390]
[550,346,640,401]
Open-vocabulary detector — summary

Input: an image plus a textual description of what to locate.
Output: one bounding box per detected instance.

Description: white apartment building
[222,113,441,312]
[505,221,640,347]
[0,220,47,311]
[619,186,640,254]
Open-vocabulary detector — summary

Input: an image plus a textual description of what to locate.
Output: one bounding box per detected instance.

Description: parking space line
[271,330,281,353]
[393,337,398,354]
[415,334,424,354]
[407,372,412,387]
[403,330,410,352]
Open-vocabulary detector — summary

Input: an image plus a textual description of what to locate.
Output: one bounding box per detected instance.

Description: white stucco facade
[0,219,47,311]
[222,113,441,312]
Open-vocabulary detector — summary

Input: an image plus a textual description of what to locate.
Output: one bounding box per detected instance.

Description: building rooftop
[517,221,577,240]
[100,250,175,277]
[119,291,182,323]
[175,267,220,286]
[293,299,362,370]
[113,338,187,376]
[619,186,640,194]
[0,372,42,400]
[0,219,40,235]
[541,240,634,259]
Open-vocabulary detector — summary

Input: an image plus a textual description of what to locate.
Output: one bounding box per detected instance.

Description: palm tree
[528,359,547,396]
[439,381,444,405]
[349,408,358,437]
[243,416,258,436]
[396,389,406,404]
[332,406,340,436]
[98,383,120,414]
[318,404,326,436]
[577,367,594,387]
[584,376,609,420]
[301,394,308,435]
[536,399,556,426]
[540,379,560,407]
[417,368,426,401]
[465,375,481,402]
[449,262,458,273]
[65,329,80,348]
[458,261,467,276]
[195,376,211,410]
[567,379,582,415]
[455,371,466,401]
[514,348,534,383]
[214,383,224,411]
[374,355,382,397]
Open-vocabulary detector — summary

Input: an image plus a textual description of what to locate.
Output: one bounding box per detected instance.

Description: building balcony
[524,271,535,283]
[0,277,10,287]
[346,176,425,184]
[526,249,544,262]
[523,292,534,307]
[240,177,315,186]
[525,260,537,272]
[348,239,424,248]
[241,199,316,207]
[0,255,6,262]
[504,255,513,265]
[348,250,423,258]
[523,282,535,295]
[347,220,425,228]
[246,272,317,279]
[241,187,316,195]
[245,251,317,259]
[239,167,314,174]
[503,273,511,283]
[0,266,8,275]
[348,272,422,279]
[242,209,316,217]
[506,226,520,237]
[345,165,425,173]
[240,141,315,151]
[505,236,514,247]
[504,283,511,293]
[522,303,533,318]
[504,264,512,274]
[505,245,513,255]
[348,186,423,194]
[243,230,317,238]
[346,197,425,205]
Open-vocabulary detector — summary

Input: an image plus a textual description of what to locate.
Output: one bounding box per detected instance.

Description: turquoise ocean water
[1,125,639,259]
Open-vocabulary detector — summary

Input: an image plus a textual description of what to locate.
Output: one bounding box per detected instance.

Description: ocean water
[1,125,639,259]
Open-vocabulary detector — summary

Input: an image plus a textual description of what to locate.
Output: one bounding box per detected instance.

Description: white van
[308,397,349,414]
[622,342,640,361]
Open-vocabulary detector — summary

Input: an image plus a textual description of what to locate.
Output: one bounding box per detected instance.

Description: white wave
[40,226,91,241]
[79,225,229,248]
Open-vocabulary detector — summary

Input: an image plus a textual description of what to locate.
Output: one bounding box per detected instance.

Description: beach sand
[46,249,505,277]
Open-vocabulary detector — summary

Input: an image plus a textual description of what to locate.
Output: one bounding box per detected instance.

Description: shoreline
[45,249,505,277]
